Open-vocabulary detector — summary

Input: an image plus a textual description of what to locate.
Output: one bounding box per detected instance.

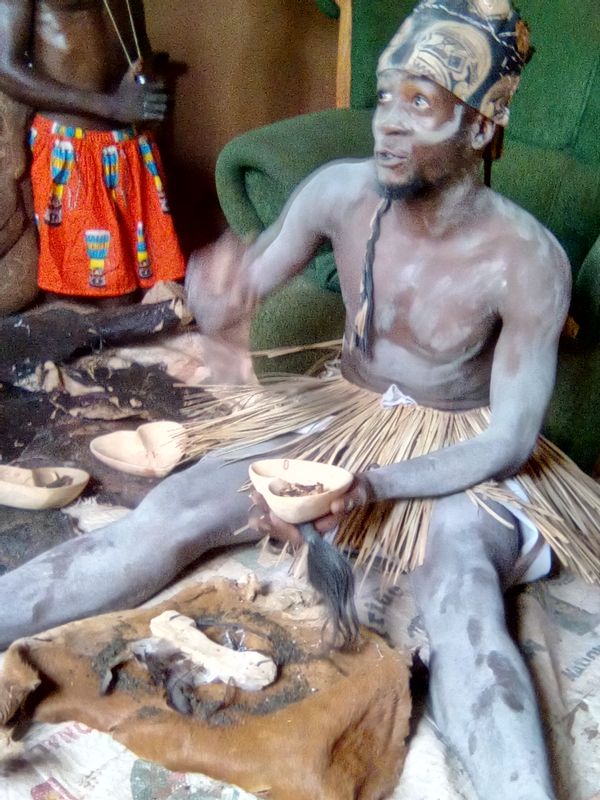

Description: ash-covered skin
[0,9,567,799]
[411,494,554,799]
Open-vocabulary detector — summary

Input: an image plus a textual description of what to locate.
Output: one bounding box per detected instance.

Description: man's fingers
[266,512,302,548]
[330,491,360,515]
[326,476,374,518]
[247,492,303,546]
[313,513,338,533]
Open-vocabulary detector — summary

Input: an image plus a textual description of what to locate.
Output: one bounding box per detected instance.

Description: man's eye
[413,94,430,109]
[377,89,392,103]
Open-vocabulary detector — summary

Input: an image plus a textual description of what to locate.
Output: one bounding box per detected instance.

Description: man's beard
[377,176,436,201]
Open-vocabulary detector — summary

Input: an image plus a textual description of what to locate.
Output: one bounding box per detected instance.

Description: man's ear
[470,116,496,151]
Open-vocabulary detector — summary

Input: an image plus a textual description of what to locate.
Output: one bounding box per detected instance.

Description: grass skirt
[182,372,600,585]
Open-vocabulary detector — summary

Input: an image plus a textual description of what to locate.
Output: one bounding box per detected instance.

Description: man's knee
[428,493,519,570]
[411,492,520,617]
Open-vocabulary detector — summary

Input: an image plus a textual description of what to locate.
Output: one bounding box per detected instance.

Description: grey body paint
[0,68,569,800]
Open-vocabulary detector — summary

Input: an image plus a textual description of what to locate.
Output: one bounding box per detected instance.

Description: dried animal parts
[0,92,38,315]
[148,610,278,691]
[271,479,325,497]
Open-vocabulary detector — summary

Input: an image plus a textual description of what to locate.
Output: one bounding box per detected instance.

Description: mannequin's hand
[112,59,168,123]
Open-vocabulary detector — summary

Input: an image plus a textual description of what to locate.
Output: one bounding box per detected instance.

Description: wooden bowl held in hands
[248,458,353,524]
[0,465,90,510]
[89,421,185,478]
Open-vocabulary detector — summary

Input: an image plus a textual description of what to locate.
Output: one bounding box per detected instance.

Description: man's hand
[248,490,305,549]
[185,231,257,337]
[112,60,168,123]
[248,474,374,547]
[314,474,375,532]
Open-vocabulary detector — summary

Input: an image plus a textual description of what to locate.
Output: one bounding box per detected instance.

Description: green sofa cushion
[546,341,600,475]
[507,0,600,159]
[573,235,600,345]
[249,272,345,376]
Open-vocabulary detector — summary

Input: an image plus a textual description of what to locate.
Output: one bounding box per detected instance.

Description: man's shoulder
[485,189,570,286]
[487,189,568,263]
[484,190,571,317]
[303,158,375,203]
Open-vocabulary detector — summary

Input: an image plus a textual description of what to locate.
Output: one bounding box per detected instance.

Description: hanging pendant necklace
[101,0,143,74]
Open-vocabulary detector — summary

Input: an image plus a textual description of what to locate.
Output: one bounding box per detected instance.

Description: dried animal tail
[298,522,360,650]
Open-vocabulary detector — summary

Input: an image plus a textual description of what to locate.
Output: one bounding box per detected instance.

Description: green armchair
[215,0,600,473]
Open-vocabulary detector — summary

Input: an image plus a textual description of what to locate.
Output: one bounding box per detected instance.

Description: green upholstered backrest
[494,0,600,280]
[507,0,600,164]
[314,0,600,277]
[315,0,415,109]
[316,0,600,155]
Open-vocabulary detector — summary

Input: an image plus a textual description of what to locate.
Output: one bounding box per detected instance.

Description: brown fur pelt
[0,579,411,800]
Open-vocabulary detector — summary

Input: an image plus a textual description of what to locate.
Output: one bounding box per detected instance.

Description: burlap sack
[0,91,38,315]
[0,579,411,800]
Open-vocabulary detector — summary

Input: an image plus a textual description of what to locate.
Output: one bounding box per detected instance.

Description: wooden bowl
[0,465,90,510]
[248,458,353,524]
[89,421,185,478]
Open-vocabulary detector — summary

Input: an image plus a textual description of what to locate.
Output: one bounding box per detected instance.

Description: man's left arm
[349,247,572,505]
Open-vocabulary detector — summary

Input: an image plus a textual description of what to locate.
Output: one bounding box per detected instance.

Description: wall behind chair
[145,0,337,252]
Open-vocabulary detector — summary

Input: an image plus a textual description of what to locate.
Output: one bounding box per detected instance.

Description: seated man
[0,0,185,303]
[1,2,598,798]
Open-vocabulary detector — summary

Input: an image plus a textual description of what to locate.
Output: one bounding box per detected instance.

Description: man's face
[372,70,476,199]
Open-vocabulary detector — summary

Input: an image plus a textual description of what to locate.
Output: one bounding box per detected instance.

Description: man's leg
[0,442,281,649]
[410,492,556,800]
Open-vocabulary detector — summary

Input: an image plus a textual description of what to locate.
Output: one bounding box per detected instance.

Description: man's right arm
[186,162,344,336]
[0,0,166,123]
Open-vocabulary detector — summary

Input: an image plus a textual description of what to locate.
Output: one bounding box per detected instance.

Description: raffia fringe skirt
[182,372,600,585]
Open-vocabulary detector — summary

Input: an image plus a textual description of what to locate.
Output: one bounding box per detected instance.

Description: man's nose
[376,104,412,135]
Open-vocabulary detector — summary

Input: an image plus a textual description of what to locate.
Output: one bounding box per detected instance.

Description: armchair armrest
[215,108,374,238]
[544,233,600,472]
[573,233,600,345]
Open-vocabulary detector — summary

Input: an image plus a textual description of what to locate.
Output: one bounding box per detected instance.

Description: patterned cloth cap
[377,0,532,126]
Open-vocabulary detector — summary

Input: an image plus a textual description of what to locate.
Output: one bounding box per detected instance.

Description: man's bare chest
[336,221,507,358]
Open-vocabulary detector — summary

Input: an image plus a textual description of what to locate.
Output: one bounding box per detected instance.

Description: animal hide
[0,579,411,800]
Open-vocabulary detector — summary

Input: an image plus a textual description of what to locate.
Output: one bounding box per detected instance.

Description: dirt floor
[0,296,202,574]
[0,381,192,571]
